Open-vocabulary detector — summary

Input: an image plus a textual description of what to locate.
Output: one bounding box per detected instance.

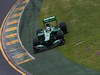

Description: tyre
[59,22,68,34]
[33,37,39,53]
[56,31,65,45]
[36,29,42,35]
[36,29,44,42]
[56,30,64,39]
[33,37,39,45]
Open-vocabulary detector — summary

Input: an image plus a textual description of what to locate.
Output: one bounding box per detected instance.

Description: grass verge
[40,0,100,71]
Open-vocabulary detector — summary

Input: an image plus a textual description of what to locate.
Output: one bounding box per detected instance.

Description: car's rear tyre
[36,29,42,35]
[33,37,39,45]
[59,22,68,34]
[33,37,39,53]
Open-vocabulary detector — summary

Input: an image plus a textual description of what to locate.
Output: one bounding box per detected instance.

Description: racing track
[19,0,100,75]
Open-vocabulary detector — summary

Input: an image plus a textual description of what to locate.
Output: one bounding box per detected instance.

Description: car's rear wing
[43,16,57,24]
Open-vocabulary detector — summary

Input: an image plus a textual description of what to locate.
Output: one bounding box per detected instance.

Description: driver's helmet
[45,23,50,27]
[45,23,51,32]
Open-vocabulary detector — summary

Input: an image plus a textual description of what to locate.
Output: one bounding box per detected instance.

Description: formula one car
[33,16,68,53]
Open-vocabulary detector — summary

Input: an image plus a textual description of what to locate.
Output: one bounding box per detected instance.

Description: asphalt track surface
[0,0,14,25]
[0,0,20,75]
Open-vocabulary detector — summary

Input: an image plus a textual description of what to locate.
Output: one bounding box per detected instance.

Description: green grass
[39,0,100,71]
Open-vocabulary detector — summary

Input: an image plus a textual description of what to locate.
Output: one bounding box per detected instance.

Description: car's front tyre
[59,22,68,34]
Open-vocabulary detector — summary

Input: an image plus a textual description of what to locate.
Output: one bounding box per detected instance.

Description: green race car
[33,16,68,53]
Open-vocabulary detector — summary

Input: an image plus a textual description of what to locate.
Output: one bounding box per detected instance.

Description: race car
[33,16,68,53]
